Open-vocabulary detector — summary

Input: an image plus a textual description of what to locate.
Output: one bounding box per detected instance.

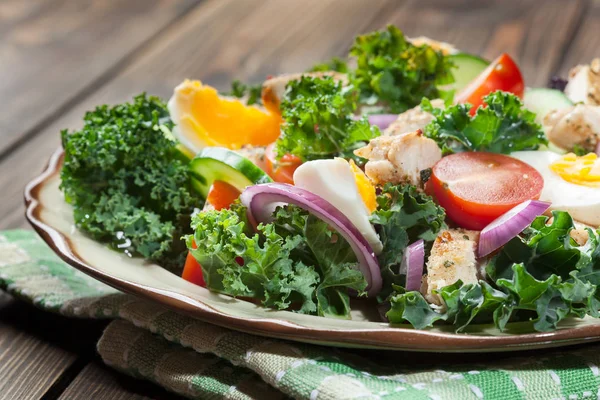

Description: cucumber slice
[523,88,573,125]
[448,53,489,92]
[190,147,273,198]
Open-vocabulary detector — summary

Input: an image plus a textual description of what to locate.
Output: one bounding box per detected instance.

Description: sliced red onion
[595,141,600,156]
[367,114,398,130]
[478,200,551,258]
[399,240,425,292]
[240,183,382,296]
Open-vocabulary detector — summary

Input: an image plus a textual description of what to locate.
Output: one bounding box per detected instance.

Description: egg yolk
[172,80,281,149]
[550,152,600,187]
[348,160,377,213]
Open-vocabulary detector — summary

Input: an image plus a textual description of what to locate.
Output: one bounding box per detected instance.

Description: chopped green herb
[276,76,380,162]
[225,80,263,105]
[60,94,200,272]
[350,25,454,113]
[422,91,547,155]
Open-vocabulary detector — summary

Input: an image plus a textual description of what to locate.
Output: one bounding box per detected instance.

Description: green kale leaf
[486,211,591,282]
[309,57,349,73]
[276,76,380,162]
[60,94,200,272]
[370,184,446,300]
[350,25,454,113]
[187,204,367,319]
[422,91,547,154]
[225,80,263,105]
[386,286,447,329]
[304,214,367,318]
[188,205,320,314]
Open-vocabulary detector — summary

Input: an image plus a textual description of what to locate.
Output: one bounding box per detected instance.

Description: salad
[59,25,600,333]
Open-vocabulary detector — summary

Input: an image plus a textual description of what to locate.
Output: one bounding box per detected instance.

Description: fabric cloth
[2,230,600,400]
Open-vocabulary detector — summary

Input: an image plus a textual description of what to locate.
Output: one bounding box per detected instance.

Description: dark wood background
[1,0,599,398]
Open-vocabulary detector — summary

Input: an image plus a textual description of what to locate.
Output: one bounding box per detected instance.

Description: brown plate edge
[22,147,600,353]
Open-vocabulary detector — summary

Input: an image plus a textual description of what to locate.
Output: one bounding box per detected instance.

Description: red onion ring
[478,200,551,258]
[400,240,425,292]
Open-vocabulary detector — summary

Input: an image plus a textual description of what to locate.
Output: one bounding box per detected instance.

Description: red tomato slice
[182,241,206,287]
[426,152,543,230]
[264,143,302,184]
[456,53,525,115]
[206,180,241,211]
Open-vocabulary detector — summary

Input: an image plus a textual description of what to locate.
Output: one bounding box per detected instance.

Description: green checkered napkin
[3,230,600,400]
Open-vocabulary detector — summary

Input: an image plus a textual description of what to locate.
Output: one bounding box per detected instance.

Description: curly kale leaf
[188,205,320,314]
[422,91,547,154]
[350,25,454,113]
[188,205,367,318]
[276,76,380,162]
[225,80,263,106]
[303,214,367,318]
[309,57,349,73]
[370,184,446,300]
[486,211,592,282]
[60,94,199,272]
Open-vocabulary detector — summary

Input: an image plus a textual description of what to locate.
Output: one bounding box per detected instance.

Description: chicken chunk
[261,72,348,112]
[423,229,480,305]
[354,129,442,186]
[543,104,600,152]
[383,99,444,137]
[565,58,600,106]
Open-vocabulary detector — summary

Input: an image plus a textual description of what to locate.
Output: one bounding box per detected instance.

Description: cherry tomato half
[264,143,302,184]
[426,152,543,230]
[456,53,525,115]
[182,242,206,287]
[206,180,241,211]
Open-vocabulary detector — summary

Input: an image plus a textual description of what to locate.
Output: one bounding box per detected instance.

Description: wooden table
[1,0,599,398]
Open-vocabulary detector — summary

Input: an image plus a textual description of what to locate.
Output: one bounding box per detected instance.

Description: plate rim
[23,147,600,352]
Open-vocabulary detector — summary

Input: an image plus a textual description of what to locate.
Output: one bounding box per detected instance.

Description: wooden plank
[0,0,200,158]
[58,362,184,400]
[556,0,600,76]
[0,293,106,399]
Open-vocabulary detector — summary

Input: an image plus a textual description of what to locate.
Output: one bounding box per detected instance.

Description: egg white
[293,159,383,254]
[511,150,600,227]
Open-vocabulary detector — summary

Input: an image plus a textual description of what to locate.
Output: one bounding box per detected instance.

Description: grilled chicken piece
[565,58,600,106]
[261,72,348,112]
[354,129,442,186]
[543,104,600,152]
[408,36,459,55]
[383,99,444,137]
[423,229,480,306]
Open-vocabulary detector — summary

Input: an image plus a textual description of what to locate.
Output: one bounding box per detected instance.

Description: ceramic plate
[24,148,600,352]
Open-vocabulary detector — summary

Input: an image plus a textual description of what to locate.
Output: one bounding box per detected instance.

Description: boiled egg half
[167,80,281,153]
[293,158,382,254]
[511,151,600,226]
